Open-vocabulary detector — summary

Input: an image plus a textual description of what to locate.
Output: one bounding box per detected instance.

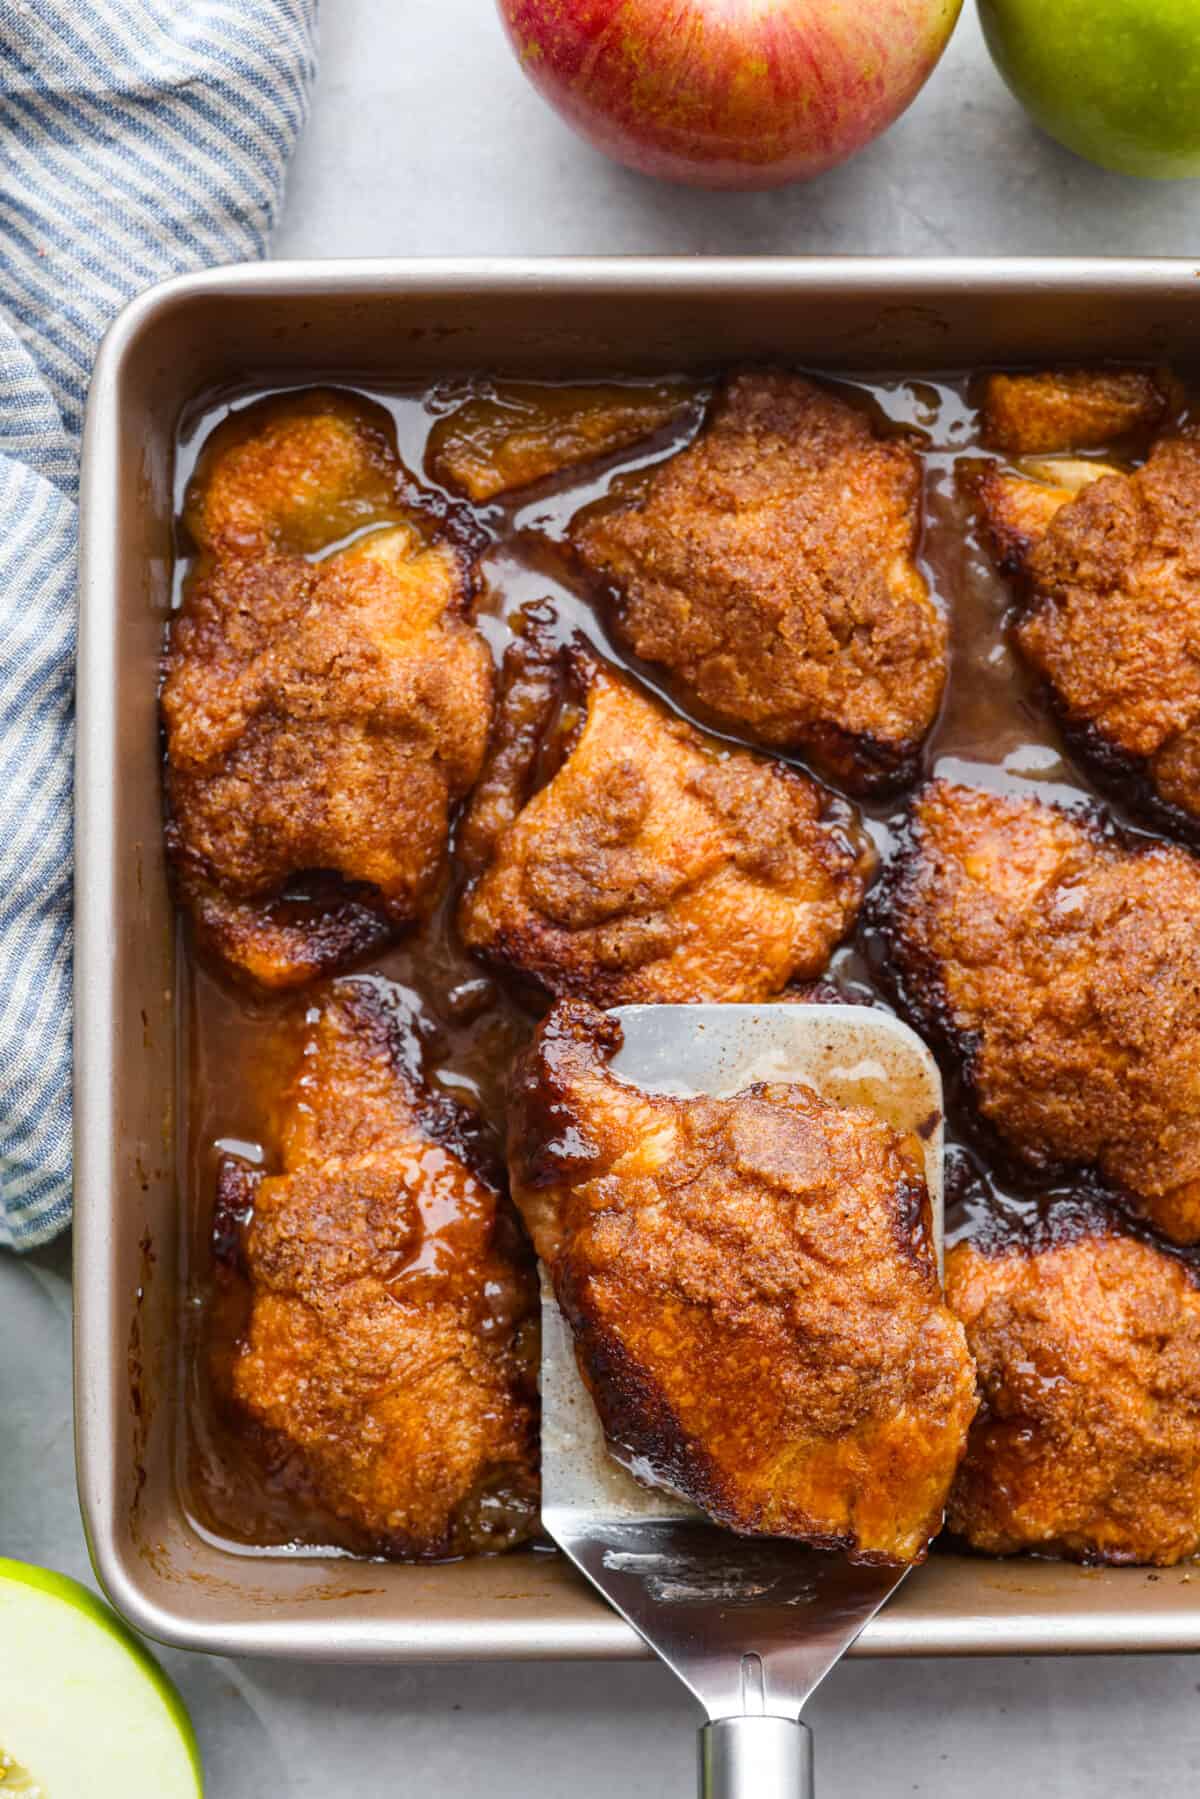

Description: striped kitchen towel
[0,1,319,1249]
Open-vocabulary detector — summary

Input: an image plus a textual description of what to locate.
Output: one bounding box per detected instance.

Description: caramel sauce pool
[174,367,1185,1557]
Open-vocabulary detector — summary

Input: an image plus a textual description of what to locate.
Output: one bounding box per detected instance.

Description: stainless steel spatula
[539,1003,944,1799]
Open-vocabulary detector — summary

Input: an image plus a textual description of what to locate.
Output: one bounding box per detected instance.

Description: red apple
[496,0,964,189]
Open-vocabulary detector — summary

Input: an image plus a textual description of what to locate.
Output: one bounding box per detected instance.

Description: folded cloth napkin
[0,0,318,1249]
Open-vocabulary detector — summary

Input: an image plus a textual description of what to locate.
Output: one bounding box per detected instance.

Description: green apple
[0,1560,201,1797]
[980,0,1200,178]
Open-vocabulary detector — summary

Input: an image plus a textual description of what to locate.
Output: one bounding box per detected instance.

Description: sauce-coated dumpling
[509,999,976,1566]
[163,390,494,989]
[948,1204,1200,1566]
[572,372,945,793]
[880,780,1200,1244]
[219,979,539,1560]
[458,621,873,1005]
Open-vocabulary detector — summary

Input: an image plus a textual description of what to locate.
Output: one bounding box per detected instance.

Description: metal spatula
[539,1003,944,1799]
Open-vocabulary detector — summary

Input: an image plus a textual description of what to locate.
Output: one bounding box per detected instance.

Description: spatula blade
[538,1002,943,1722]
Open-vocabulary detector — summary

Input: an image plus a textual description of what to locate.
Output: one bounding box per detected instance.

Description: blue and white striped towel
[0,1,319,1249]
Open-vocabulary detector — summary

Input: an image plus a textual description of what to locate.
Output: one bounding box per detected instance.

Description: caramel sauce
[174,369,1190,1558]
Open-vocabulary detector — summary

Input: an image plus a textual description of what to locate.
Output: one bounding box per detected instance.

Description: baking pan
[76,257,1200,1661]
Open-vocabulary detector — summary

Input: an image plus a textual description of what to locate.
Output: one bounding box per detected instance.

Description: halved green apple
[0,1560,201,1796]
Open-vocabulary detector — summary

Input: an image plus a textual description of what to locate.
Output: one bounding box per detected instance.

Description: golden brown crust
[457,626,873,1005]
[224,979,539,1559]
[947,1214,1200,1565]
[981,369,1170,456]
[1012,433,1200,828]
[975,463,1105,572]
[570,372,945,792]
[164,392,495,989]
[879,780,1200,1243]
[976,411,1200,831]
[509,1000,976,1565]
[426,379,694,501]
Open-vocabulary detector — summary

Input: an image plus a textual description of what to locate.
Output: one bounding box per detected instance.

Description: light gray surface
[274,0,1199,260]
[8,0,1200,1791]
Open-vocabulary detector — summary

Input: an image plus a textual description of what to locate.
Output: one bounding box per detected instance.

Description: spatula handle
[698,1717,814,1798]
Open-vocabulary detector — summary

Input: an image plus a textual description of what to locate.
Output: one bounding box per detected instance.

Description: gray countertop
[6,0,1200,1791]
[274,0,1199,261]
